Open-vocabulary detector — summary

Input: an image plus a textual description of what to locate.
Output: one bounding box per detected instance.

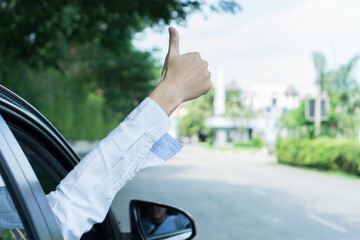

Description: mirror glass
[138,203,193,239]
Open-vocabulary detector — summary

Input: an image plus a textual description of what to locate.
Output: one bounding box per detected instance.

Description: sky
[133,0,360,97]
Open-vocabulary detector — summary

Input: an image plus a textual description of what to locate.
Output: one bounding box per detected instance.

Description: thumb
[168,27,180,57]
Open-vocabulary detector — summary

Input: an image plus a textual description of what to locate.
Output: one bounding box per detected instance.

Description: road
[111,144,360,240]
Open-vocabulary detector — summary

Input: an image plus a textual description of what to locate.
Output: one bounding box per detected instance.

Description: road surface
[111,144,360,240]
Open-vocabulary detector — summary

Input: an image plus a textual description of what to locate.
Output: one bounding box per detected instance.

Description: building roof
[285,86,298,96]
[226,79,240,91]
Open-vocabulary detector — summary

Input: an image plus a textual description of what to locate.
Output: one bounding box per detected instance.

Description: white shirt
[0,97,183,240]
[143,214,190,235]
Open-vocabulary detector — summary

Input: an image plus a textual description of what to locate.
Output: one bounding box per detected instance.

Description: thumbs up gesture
[150,27,212,116]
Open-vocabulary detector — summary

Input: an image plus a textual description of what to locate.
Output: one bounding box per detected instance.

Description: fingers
[160,54,168,81]
[168,27,180,57]
[161,27,179,81]
[201,60,208,68]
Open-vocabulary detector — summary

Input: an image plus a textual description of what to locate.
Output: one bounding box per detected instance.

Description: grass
[200,142,261,152]
[276,162,360,180]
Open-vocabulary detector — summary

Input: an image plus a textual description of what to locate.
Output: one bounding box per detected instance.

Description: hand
[149,27,212,116]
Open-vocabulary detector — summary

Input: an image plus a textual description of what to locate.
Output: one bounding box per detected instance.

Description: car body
[0,84,195,240]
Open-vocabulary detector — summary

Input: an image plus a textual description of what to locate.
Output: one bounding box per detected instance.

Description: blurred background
[2,0,360,239]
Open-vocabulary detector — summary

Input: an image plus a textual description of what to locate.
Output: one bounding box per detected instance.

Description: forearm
[45,26,211,240]
[46,98,182,240]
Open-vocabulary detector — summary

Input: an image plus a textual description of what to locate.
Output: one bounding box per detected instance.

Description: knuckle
[203,81,212,93]
[202,60,209,68]
[171,39,177,45]
[205,70,211,78]
[203,73,212,92]
[207,79,213,89]
[192,52,201,59]
[170,35,177,43]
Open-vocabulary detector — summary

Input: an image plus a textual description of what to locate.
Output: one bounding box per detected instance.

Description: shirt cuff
[124,97,171,142]
[151,133,183,161]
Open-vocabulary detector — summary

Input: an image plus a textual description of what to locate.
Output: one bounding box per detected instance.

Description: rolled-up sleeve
[46,98,182,240]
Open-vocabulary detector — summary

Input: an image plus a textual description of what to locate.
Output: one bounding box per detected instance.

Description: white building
[242,84,300,148]
[243,84,299,113]
[206,82,300,149]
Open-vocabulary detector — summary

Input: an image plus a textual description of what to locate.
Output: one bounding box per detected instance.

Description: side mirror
[130,200,196,240]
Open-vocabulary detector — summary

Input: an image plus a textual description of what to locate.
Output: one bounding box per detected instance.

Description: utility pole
[213,69,227,146]
[315,64,322,137]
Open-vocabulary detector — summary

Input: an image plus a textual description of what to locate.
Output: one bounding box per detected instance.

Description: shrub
[276,138,360,175]
[234,135,263,148]
[234,141,254,148]
[252,135,263,148]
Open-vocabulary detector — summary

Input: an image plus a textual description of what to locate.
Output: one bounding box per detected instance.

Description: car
[0,84,196,240]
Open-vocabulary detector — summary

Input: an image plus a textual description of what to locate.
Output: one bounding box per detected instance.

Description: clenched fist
[149,27,212,116]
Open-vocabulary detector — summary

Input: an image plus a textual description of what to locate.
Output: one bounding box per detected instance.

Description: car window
[9,126,64,194]
[14,134,105,239]
[5,122,119,240]
[0,115,63,240]
[0,174,29,239]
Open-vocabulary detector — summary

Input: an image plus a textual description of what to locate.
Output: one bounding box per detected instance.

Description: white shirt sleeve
[46,97,182,240]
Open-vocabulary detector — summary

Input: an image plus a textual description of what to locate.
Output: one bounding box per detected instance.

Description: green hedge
[276,138,360,175]
[234,135,263,148]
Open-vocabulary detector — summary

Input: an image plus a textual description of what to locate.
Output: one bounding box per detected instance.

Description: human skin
[149,27,212,116]
[149,206,168,225]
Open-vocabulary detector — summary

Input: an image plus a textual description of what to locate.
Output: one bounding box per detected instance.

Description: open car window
[0,115,62,240]
[1,115,121,240]
[0,174,28,240]
[9,125,65,195]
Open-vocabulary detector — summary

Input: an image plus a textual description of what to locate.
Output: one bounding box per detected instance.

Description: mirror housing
[130,200,196,240]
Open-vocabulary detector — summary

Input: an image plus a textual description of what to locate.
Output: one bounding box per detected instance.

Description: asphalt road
[111,145,360,240]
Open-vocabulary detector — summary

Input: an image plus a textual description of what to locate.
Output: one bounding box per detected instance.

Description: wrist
[149,82,182,116]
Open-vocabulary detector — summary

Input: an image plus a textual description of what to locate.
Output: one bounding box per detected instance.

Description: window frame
[0,84,123,240]
[0,114,63,240]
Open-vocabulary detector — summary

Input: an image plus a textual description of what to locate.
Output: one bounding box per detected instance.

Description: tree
[179,89,214,138]
[0,0,241,139]
[322,55,360,138]
[323,55,359,96]
[179,87,256,142]
[279,100,314,138]
[225,89,256,119]
[280,54,360,139]
[312,52,327,91]
[0,0,241,68]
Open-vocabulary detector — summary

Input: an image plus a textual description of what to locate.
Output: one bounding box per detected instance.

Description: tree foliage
[280,53,360,139]
[179,89,214,137]
[179,88,256,140]
[225,89,256,119]
[0,0,241,139]
[280,101,307,129]
[0,0,240,67]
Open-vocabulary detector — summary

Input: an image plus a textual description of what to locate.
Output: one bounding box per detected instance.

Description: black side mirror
[130,200,196,240]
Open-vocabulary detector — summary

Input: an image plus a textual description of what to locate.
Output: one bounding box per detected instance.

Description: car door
[0,84,196,240]
[0,84,123,240]
[0,114,62,239]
